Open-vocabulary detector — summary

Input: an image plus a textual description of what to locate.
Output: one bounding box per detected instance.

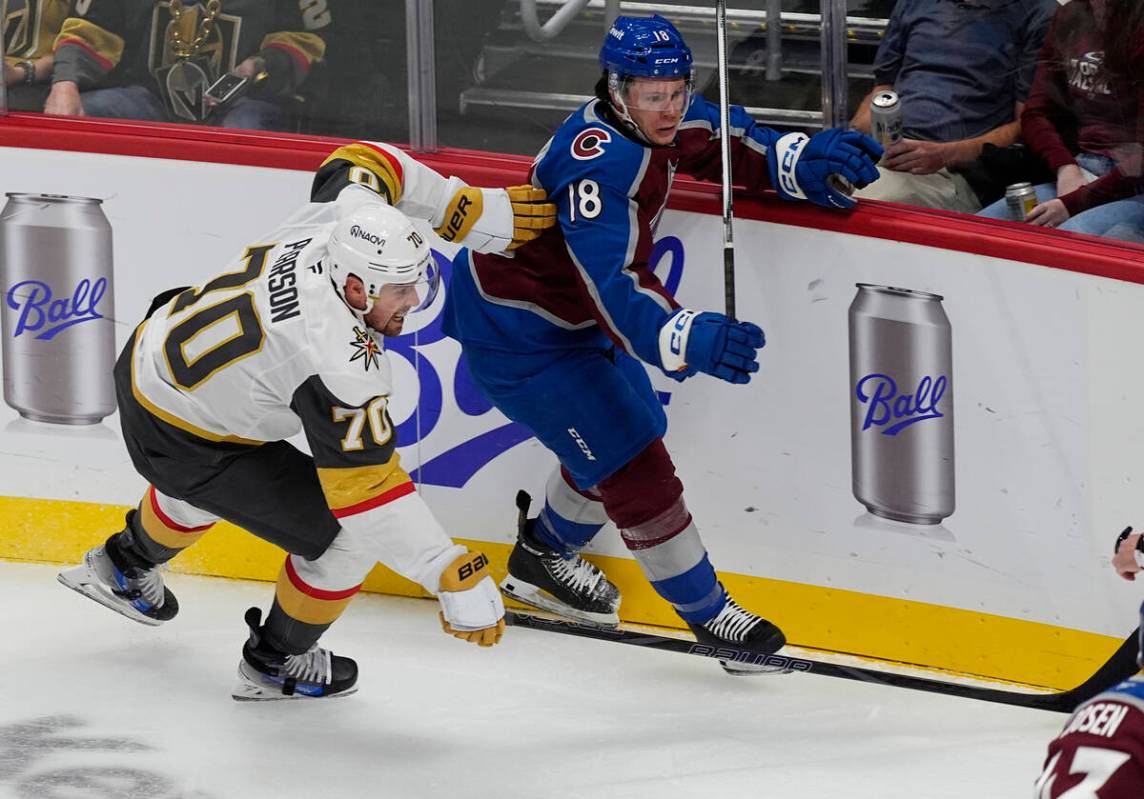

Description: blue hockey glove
[772,128,883,209]
[659,310,765,385]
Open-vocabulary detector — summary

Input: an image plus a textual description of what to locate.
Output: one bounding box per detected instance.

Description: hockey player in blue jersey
[443,15,883,670]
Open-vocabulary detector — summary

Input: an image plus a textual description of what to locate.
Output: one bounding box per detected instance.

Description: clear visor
[611,73,693,113]
[369,256,440,314]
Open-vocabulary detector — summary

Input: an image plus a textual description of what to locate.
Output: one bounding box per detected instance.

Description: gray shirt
[873,0,1058,142]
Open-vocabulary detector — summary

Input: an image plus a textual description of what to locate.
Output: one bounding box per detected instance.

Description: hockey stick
[504,610,1140,713]
[715,0,736,319]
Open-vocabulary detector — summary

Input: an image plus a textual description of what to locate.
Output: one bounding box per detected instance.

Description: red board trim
[1,113,1140,283]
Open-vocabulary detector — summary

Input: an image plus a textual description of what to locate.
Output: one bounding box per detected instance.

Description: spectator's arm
[50,3,126,90]
[1058,57,1144,217]
[942,102,1025,166]
[253,31,326,96]
[1020,13,1077,175]
[849,84,893,135]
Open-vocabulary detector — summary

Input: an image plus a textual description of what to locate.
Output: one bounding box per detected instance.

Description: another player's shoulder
[536,100,647,194]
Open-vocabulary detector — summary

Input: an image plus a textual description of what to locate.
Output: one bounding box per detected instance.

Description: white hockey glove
[436,549,506,647]
[431,177,556,253]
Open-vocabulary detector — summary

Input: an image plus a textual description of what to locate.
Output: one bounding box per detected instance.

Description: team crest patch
[349,326,382,371]
[571,127,611,160]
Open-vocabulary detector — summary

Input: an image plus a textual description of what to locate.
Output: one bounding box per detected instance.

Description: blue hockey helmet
[599,15,693,79]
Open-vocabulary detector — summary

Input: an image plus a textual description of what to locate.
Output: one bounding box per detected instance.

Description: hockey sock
[596,440,727,624]
[263,554,362,655]
[113,486,216,568]
[532,465,608,556]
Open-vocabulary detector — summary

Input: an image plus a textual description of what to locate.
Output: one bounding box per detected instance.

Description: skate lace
[703,599,762,644]
[549,555,603,595]
[281,646,332,685]
[124,567,166,609]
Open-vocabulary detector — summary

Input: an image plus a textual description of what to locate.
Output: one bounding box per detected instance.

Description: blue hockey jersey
[443,94,786,371]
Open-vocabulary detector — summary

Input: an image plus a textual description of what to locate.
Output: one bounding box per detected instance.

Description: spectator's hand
[881,139,953,175]
[3,62,19,87]
[43,81,83,116]
[1056,164,1088,197]
[1025,198,1070,228]
[1113,531,1143,581]
[234,56,266,80]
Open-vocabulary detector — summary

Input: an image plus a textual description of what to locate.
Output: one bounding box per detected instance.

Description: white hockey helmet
[326,200,439,316]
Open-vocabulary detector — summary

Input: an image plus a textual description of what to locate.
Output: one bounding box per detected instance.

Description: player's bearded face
[365,283,420,337]
[622,77,688,145]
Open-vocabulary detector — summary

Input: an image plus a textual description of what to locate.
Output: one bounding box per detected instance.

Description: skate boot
[499,491,620,628]
[232,607,359,701]
[687,595,787,676]
[57,525,178,626]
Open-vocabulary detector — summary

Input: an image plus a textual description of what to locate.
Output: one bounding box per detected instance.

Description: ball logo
[571,127,612,161]
[6,278,109,341]
[349,224,384,245]
[855,373,947,436]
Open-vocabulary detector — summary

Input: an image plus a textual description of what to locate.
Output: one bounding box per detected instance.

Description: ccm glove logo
[775,132,810,200]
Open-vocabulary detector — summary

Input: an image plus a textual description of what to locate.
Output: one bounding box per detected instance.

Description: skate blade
[500,577,619,629]
[231,664,358,702]
[56,567,163,627]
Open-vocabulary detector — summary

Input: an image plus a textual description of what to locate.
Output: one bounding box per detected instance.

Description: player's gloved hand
[432,177,557,253]
[436,549,506,647]
[658,309,764,385]
[771,128,883,209]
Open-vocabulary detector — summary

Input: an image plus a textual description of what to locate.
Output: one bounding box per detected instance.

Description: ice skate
[688,594,787,676]
[499,491,620,628]
[232,607,359,701]
[57,539,178,626]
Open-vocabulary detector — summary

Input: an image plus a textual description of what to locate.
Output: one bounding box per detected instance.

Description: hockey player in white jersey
[58,141,557,700]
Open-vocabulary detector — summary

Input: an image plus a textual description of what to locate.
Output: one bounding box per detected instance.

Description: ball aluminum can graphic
[0,193,116,424]
[1005,182,1039,222]
[849,283,954,525]
[870,90,903,150]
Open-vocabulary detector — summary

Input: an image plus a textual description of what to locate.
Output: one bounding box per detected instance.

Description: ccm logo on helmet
[571,127,612,161]
[349,225,385,245]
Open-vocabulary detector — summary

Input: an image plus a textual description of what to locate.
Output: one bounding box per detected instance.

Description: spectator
[977,0,1144,244]
[43,0,329,130]
[851,0,1057,213]
[2,0,67,111]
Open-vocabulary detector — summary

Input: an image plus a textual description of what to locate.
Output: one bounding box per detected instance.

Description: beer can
[870,90,903,151]
[849,283,954,525]
[0,193,116,424]
[1005,182,1039,222]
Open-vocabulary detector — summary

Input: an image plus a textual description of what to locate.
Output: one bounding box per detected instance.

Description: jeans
[80,84,288,131]
[977,153,1144,244]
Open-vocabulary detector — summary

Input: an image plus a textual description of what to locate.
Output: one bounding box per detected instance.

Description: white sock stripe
[150,488,220,529]
[626,521,707,583]
[545,466,608,526]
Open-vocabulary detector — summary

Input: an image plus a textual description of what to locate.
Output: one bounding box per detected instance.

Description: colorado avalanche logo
[571,127,611,161]
[349,325,381,371]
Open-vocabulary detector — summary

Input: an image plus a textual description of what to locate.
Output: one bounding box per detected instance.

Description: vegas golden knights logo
[3,0,45,59]
[148,1,240,122]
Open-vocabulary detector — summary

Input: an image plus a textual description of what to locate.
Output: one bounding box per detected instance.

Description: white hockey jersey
[131,197,388,445]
